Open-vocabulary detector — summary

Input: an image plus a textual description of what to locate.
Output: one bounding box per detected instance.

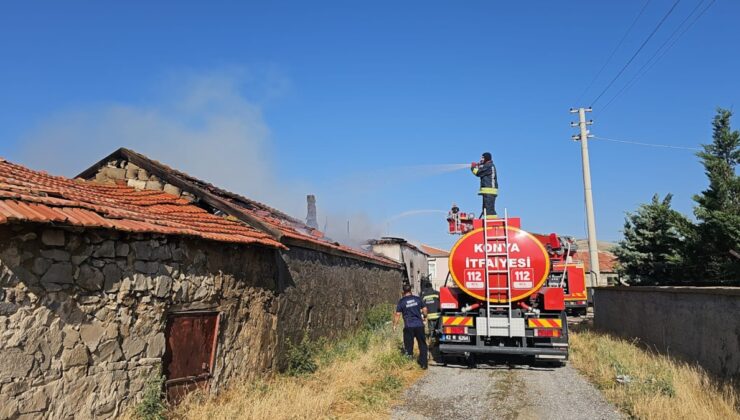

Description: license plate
[442,334,471,342]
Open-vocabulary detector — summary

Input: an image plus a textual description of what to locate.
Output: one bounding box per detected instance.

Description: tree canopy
[615,108,740,285]
[614,194,693,284]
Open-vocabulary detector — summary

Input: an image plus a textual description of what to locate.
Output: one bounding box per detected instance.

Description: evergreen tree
[692,108,740,282]
[614,194,694,284]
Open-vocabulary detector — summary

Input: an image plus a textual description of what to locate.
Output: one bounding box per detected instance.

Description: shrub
[286,332,318,376]
[134,373,167,420]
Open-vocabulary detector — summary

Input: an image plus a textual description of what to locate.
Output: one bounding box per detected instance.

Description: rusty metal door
[163,311,220,402]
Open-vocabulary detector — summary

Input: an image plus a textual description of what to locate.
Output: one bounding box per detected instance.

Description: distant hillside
[575,239,617,252]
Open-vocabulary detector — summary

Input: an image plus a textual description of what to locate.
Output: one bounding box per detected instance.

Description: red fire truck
[435,212,573,366]
[530,233,588,316]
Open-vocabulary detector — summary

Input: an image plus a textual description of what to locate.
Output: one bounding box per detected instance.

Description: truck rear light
[443,326,467,335]
[534,329,561,338]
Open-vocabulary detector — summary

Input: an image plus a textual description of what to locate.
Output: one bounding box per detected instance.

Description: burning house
[0,150,403,418]
[367,237,429,294]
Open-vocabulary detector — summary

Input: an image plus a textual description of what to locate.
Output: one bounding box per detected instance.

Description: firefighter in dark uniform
[471,152,498,219]
[420,280,440,336]
[393,284,428,369]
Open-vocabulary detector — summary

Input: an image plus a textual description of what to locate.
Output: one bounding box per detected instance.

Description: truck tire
[430,340,444,364]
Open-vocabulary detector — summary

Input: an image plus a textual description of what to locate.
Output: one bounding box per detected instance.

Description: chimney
[306,195,318,229]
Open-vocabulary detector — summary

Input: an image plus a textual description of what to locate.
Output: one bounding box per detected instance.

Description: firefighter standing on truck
[471,152,498,218]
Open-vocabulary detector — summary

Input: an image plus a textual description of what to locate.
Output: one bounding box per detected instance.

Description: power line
[591,135,701,151]
[600,0,716,113]
[590,0,682,107]
[576,0,652,105]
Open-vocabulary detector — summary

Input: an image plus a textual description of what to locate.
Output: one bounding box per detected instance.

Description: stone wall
[276,247,402,349]
[0,223,403,418]
[593,286,740,382]
[0,224,279,419]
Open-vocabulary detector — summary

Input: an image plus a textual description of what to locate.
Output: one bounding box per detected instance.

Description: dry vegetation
[164,306,424,420]
[570,329,739,420]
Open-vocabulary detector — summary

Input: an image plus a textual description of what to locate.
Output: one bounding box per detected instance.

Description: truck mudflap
[439,344,568,357]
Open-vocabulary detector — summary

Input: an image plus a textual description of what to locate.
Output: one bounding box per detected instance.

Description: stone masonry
[92,159,197,203]
[0,222,402,418]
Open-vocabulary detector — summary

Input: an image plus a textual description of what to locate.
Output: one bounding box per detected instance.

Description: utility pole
[570,107,601,288]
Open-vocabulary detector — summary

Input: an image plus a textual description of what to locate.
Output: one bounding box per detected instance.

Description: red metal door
[163,312,220,402]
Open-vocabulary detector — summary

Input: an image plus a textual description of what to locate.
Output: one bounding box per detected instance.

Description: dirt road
[391,361,621,420]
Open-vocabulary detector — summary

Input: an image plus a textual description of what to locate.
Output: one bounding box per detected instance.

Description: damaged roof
[77,148,400,268]
[367,237,428,256]
[0,158,284,248]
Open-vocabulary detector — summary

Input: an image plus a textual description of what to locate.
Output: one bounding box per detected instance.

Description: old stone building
[367,237,429,294]
[0,154,403,418]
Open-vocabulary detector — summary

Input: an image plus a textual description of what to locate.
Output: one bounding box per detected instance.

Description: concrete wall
[402,247,429,293]
[427,256,449,290]
[369,243,428,294]
[0,224,403,418]
[593,286,740,382]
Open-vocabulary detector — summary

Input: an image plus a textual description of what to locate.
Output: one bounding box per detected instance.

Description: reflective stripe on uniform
[471,167,479,175]
[427,313,440,320]
[478,187,498,195]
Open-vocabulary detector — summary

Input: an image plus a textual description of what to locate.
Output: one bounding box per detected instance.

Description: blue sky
[1,1,738,249]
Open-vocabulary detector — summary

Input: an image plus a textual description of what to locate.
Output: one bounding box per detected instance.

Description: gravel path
[391,362,621,420]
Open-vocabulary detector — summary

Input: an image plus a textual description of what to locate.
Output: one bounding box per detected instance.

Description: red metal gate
[163,311,220,402]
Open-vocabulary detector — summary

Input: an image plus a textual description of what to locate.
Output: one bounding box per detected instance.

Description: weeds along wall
[0,224,403,419]
[593,286,740,382]
[276,247,403,347]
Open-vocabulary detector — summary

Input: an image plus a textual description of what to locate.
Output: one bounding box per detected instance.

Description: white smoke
[16,70,309,217]
[14,71,466,249]
[384,209,447,224]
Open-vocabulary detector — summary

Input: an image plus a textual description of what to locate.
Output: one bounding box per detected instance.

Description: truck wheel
[430,342,444,364]
[466,354,477,369]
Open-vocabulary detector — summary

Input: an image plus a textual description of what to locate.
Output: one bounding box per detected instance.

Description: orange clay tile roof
[77,148,401,268]
[420,244,449,257]
[574,250,618,273]
[0,158,284,248]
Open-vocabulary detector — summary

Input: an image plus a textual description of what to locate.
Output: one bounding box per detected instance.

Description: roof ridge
[74,148,402,268]
[120,148,305,225]
[0,158,284,249]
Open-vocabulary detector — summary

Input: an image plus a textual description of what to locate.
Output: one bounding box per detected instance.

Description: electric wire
[575,0,652,105]
[591,135,701,151]
[590,0,682,107]
[600,0,716,113]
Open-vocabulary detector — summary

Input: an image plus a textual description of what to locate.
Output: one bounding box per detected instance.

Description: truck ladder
[483,208,513,337]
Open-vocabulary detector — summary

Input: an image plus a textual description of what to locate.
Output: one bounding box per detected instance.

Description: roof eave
[78,148,401,269]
